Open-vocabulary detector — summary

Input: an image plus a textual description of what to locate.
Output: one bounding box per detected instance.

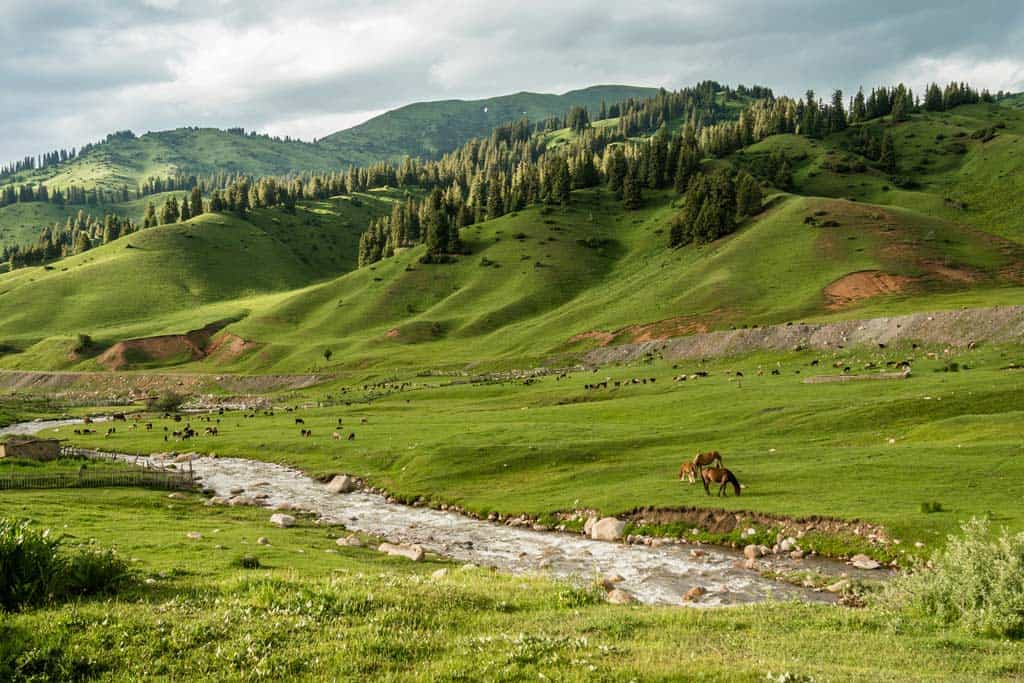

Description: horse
[700,467,741,497]
[692,451,724,470]
[678,462,697,484]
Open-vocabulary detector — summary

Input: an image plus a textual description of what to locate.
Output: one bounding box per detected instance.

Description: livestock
[692,451,724,470]
[678,462,697,484]
[701,467,741,497]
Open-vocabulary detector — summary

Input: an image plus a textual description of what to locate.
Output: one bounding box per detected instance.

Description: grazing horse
[701,467,741,497]
[678,462,697,484]
[692,451,724,470]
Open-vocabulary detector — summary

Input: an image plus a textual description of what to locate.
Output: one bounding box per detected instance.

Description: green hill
[0,192,399,367]
[3,94,1024,373]
[320,85,660,161]
[1,85,659,198]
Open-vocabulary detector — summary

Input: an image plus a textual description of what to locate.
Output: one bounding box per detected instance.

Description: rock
[379,542,424,562]
[167,492,188,501]
[337,536,363,547]
[186,531,203,540]
[229,496,257,507]
[743,544,765,560]
[600,573,625,590]
[682,586,706,602]
[326,474,356,494]
[272,501,295,511]
[850,554,881,570]
[460,563,478,571]
[431,568,449,580]
[780,538,797,552]
[743,558,758,570]
[173,453,193,463]
[269,513,296,528]
[741,527,757,538]
[790,550,805,560]
[606,588,635,604]
[257,537,270,545]
[207,496,228,506]
[583,517,597,536]
[825,579,851,593]
[590,517,626,541]
[229,487,245,495]
[690,549,706,558]
[144,578,157,586]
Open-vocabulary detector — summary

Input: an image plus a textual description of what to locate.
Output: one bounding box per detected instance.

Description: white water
[3,418,875,606]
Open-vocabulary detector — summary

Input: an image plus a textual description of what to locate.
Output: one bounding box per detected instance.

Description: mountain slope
[1,85,660,198]
[320,85,660,162]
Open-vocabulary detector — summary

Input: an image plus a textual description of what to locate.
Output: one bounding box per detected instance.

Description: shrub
[232,555,262,570]
[146,391,185,412]
[887,518,1024,638]
[0,519,129,611]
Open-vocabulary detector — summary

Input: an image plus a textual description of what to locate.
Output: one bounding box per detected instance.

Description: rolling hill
[2,89,1023,374]
[319,85,660,162]
[0,85,658,198]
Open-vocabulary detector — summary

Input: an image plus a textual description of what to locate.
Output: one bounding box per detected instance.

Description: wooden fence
[0,448,194,491]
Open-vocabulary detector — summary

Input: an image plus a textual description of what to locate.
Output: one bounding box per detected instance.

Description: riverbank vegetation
[2,489,1022,681]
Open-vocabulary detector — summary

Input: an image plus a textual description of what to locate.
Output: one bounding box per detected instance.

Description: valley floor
[2,488,1022,681]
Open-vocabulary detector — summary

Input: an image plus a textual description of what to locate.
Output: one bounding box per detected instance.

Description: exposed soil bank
[0,370,325,402]
[584,305,1024,365]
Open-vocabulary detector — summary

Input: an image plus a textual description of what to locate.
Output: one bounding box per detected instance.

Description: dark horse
[700,467,741,497]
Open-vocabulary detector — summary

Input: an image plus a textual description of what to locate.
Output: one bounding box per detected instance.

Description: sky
[2,0,1023,161]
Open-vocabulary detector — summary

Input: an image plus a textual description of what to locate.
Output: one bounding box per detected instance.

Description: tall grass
[0,518,130,611]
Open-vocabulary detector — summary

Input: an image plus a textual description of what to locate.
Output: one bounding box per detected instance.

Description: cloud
[1,0,1022,161]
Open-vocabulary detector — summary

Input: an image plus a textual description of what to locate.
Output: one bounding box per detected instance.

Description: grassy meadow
[2,487,1022,681]
[56,343,1024,558]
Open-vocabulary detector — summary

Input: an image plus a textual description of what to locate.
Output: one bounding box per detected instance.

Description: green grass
[2,487,1022,680]
[60,344,1024,555]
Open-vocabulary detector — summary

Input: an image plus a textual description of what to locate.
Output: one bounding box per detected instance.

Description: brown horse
[700,467,741,497]
[692,450,724,470]
[678,462,697,484]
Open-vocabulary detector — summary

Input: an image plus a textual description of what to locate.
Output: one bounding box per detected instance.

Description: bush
[0,519,129,611]
[146,391,185,412]
[232,555,262,570]
[887,518,1024,638]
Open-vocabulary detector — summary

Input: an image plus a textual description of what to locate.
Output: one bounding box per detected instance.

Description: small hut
[0,438,62,461]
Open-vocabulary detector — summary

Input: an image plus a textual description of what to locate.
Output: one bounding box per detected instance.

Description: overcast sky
[2,0,1023,162]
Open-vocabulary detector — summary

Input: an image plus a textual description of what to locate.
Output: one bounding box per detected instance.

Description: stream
[3,418,882,606]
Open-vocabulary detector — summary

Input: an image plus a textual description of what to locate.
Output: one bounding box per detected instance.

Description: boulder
[167,492,188,501]
[186,531,203,540]
[431,568,449,580]
[689,549,706,558]
[743,544,765,560]
[326,475,357,494]
[825,579,851,593]
[780,537,797,553]
[590,517,626,541]
[379,542,424,561]
[606,588,635,604]
[173,453,194,463]
[337,536,363,547]
[269,513,296,528]
[583,517,597,536]
[272,501,295,511]
[850,554,880,570]
[682,586,706,602]
[600,573,625,590]
[257,537,270,545]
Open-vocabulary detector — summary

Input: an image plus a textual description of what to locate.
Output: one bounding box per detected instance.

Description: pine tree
[179,196,191,222]
[190,186,204,217]
[622,161,643,210]
[735,171,763,217]
[829,90,846,133]
[851,87,867,123]
[879,130,897,173]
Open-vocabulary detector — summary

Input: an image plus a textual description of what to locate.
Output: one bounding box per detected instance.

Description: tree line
[2,211,138,269]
